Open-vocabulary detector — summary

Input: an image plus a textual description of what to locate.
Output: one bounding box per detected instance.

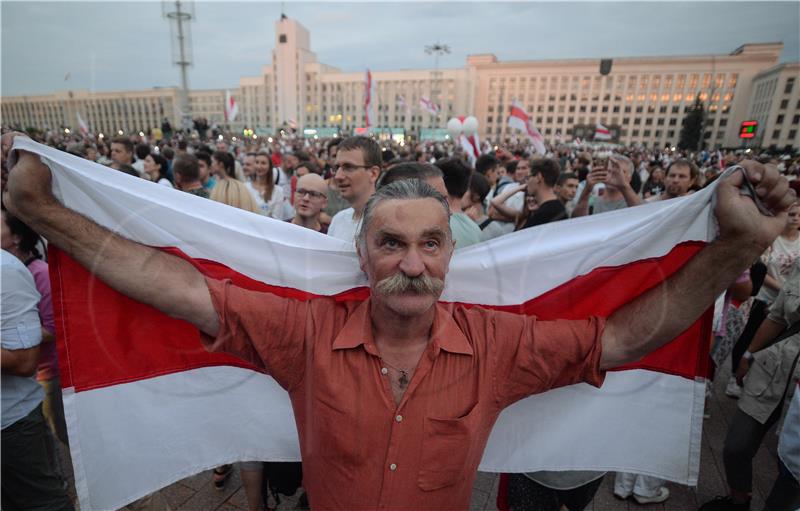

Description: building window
[569,106,575,113]
[657,118,665,126]
[632,129,640,137]
[644,130,651,137]
[785,77,795,94]
[279,34,287,43]
[548,105,554,112]
[669,119,677,126]
[793,114,800,125]
[773,129,781,139]
[622,117,630,124]
[645,118,653,126]
[634,118,641,125]
[777,114,785,124]
[789,129,797,140]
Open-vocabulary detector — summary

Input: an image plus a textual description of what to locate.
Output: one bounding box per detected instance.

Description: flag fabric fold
[12,138,717,510]
[364,69,376,128]
[224,90,238,123]
[507,100,546,155]
[594,123,612,141]
[419,95,440,115]
[76,112,89,135]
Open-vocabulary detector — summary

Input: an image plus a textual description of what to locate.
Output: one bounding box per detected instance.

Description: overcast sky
[2,1,798,97]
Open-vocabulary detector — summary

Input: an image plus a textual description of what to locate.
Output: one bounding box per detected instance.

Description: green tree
[678,97,705,151]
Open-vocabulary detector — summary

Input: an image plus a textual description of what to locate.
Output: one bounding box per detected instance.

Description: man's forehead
[297,174,326,193]
[336,149,365,164]
[369,198,449,235]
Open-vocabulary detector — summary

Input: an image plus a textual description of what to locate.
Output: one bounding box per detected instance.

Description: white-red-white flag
[10,138,716,510]
[76,112,89,135]
[396,94,410,114]
[224,90,238,123]
[594,123,612,141]
[364,69,376,128]
[507,100,546,155]
[419,96,440,115]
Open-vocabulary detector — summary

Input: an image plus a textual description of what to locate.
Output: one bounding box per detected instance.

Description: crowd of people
[2,124,799,511]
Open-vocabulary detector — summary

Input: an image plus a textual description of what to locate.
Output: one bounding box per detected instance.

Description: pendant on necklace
[398,371,409,388]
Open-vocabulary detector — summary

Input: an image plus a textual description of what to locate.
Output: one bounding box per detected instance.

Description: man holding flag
[1,131,796,510]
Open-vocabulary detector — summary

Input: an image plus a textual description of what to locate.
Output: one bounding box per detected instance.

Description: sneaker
[633,486,670,504]
[698,495,751,510]
[613,489,631,500]
[725,376,742,398]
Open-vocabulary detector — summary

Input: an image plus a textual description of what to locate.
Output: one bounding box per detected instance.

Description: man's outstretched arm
[2,134,219,337]
[600,161,794,369]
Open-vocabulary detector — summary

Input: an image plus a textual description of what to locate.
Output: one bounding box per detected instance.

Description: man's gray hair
[356,179,451,250]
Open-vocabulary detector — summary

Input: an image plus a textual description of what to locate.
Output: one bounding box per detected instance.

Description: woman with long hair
[246,152,292,219]
[209,151,261,215]
[143,153,172,187]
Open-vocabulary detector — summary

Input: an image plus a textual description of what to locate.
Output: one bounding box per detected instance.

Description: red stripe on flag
[51,242,710,392]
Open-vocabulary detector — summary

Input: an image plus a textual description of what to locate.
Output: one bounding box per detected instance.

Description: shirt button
[381,367,388,375]
[389,463,397,471]
[395,415,403,423]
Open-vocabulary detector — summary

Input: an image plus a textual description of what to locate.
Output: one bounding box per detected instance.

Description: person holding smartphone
[571,154,642,217]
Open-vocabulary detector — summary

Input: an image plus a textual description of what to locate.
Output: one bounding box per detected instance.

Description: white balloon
[447,117,463,139]
[462,116,479,136]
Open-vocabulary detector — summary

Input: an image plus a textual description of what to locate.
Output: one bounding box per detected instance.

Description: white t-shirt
[157,178,173,188]
[328,207,362,243]
[757,234,800,303]
[245,181,292,220]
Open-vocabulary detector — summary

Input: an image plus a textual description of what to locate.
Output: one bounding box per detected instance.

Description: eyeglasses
[295,188,326,199]
[335,163,371,173]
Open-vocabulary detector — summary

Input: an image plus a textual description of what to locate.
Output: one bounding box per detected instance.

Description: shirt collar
[332,299,474,357]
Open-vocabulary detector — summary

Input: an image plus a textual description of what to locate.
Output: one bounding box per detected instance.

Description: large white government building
[2,16,798,150]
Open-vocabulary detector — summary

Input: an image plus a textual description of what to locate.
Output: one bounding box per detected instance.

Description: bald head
[297,173,327,195]
[294,173,328,222]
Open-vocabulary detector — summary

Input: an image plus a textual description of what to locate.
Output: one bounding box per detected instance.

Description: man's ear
[369,166,381,185]
[356,243,367,273]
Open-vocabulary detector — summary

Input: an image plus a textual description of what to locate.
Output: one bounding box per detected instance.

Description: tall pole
[425,42,450,133]
[164,0,194,131]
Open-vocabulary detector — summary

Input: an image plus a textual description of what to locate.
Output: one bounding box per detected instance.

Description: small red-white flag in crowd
[364,69,376,128]
[419,95,440,115]
[224,90,238,123]
[574,136,583,146]
[396,94,410,114]
[717,150,725,170]
[76,112,89,135]
[594,123,612,141]
[507,100,546,155]
[10,140,718,509]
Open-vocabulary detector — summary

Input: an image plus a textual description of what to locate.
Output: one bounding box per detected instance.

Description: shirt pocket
[417,403,479,492]
[744,350,781,398]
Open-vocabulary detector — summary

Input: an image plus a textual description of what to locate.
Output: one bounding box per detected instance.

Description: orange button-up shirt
[203,277,605,511]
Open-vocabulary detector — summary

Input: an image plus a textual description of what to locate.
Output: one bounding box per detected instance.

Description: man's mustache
[375,272,444,296]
